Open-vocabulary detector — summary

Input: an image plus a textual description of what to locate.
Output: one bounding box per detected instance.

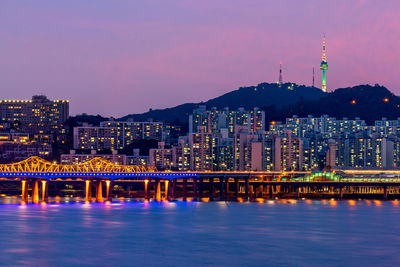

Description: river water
[0,198,399,266]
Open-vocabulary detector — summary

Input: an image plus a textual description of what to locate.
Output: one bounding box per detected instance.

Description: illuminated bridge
[2,157,400,203]
[0,156,196,179]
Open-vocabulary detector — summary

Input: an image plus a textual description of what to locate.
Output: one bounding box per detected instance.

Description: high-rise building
[302,135,328,171]
[326,139,337,168]
[320,35,328,92]
[188,106,265,134]
[261,134,276,171]
[334,133,393,168]
[100,121,163,148]
[271,115,368,138]
[274,130,303,171]
[140,112,400,171]
[0,133,52,162]
[73,121,164,151]
[233,126,260,171]
[126,149,149,166]
[0,95,69,135]
[189,126,214,171]
[73,124,117,150]
[213,138,235,171]
[392,141,400,168]
[149,142,174,170]
[172,138,191,171]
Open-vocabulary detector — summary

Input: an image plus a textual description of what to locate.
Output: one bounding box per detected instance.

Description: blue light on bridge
[0,171,198,181]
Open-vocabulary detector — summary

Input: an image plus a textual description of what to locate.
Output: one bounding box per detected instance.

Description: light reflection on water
[0,198,399,266]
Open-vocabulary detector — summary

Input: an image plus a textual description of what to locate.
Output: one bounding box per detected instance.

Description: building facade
[73,121,164,150]
[0,95,69,135]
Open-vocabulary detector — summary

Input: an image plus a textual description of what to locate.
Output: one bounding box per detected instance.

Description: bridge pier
[21,180,28,202]
[193,177,197,201]
[339,186,343,200]
[96,181,103,202]
[172,178,177,200]
[126,184,131,198]
[258,185,263,198]
[296,186,300,199]
[199,178,203,199]
[144,179,149,200]
[105,180,112,201]
[32,180,39,204]
[155,179,161,201]
[249,184,254,199]
[219,178,224,200]
[168,180,174,200]
[244,178,249,200]
[209,177,214,201]
[85,180,92,202]
[41,180,48,202]
[183,178,187,200]
[234,178,239,198]
[225,178,229,200]
[165,180,169,200]
[270,185,274,199]
[384,186,388,200]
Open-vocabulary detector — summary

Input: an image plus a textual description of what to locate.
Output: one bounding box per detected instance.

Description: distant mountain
[67,114,109,127]
[70,83,400,127]
[120,103,197,124]
[120,82,327,123]
[266,84,400,124]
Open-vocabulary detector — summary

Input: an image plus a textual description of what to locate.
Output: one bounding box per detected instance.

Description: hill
[265,84,400,124]
[69,83,400,127]
[120,82,327,123]
[66,114,109,127]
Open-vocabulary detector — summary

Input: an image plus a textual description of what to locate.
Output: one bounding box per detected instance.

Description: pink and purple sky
[0,0,399,116]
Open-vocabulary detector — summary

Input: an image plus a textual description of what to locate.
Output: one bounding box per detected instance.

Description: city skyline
[1,3,399,266]
[1,1,399,116]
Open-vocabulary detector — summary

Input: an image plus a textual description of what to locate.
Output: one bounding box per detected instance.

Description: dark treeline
[68,83,400,132]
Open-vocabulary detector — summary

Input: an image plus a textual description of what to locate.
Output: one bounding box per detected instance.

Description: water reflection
[329,199,337,207]
[348,200,356,206]
[0,197,399,266]
[0,196,400,207]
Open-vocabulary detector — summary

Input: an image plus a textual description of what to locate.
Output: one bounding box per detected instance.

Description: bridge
[1,157,400,203]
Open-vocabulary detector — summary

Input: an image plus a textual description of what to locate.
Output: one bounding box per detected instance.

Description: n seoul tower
[320,35,328,92]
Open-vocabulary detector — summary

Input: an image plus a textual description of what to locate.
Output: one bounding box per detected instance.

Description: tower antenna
[312,67,315,87]
[278,62,283,86]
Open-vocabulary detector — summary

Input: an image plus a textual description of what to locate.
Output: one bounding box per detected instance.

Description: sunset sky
[0,0,399,116]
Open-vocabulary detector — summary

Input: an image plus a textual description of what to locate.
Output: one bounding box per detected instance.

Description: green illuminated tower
[320,35,328,92]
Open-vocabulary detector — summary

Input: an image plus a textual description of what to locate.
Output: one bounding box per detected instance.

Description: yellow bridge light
[0,156,158,174]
